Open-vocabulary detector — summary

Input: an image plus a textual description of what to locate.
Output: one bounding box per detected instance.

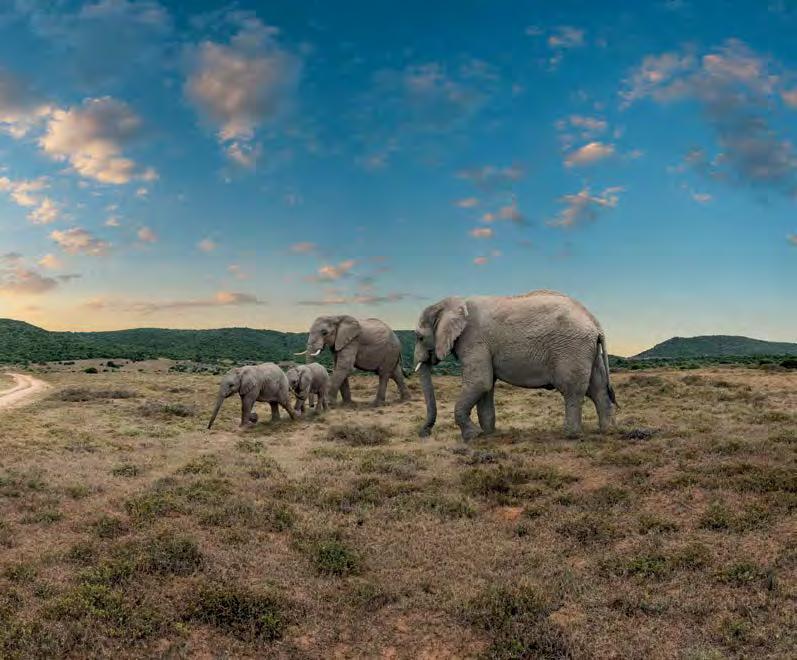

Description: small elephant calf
[285,363,329,414]
[207,363,296,429]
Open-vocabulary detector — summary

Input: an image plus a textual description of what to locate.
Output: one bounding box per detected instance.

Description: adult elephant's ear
[335,316,361,351]
[435,298,468,361]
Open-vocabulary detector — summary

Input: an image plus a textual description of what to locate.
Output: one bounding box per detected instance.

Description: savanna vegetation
[0,365,794,658]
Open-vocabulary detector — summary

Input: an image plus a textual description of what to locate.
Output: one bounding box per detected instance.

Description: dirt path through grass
[0,373,51,410]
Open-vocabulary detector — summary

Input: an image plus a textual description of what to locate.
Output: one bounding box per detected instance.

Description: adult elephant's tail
[598,334,618,407]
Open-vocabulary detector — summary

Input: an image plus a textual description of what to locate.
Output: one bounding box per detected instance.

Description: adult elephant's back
[355,318,403,372]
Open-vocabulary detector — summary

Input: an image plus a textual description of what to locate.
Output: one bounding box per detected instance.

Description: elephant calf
[413,290,617,440]
[207,363,296,429]
[285,363,329,414]
[297,315,410,407]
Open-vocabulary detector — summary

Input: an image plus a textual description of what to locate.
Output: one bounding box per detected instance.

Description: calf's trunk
[418,363,437,437]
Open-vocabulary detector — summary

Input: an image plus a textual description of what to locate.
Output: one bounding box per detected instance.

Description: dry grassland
[0,367,795,658]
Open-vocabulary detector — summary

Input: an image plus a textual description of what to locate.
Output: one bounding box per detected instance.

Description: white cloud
[105,216,121,227]
[473,256,488,265]
[548,186,623,229]
[691,192,712,204]
[137,226,157,243]
[39,97,154,185]
[0,68,51,137]
[85,290,265,313]
[28,197,59,224]
[456,197,479,208]
[0,176,61,224]
[547,26,585,49]
[197,238,216,252]
[564,141,615,167]
[228,264,249,280]
[0,252,73,296]
[316,259,356,281]
[469,227,493,238]
[50,227,110,256]
[290,242,317,253]
[777,89,797,109]
[38,253,62,270]
[185,17,301,166]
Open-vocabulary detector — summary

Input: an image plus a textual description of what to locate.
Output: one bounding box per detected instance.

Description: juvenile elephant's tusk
[414,362,422,372]
[311,349,322,357]
[294,350,307,355]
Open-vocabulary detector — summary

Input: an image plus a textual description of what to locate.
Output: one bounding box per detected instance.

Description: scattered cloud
[782,89,797,108]
[15,0,172,86]
[0,252,74,296]
[85,290,265,314]
[290,242,317,254]
[228,264,249,280]
[455,197,479,208]
[0,67,51,137]
[691,191,712,204]
[50,227,110,256]
[548,186,623,229]
[623,40,797,196]
[137,226,157,243]
[39,97,155,184]
[197,238,216,252]
[28,197,59,224]
[526,25,586,69]
[297,291,415,306]
[469,227,493,238]
[787,233,797,246]
[105,216,121,227]
[185,16,301,167]
[314,259,356,281]
[564,141,615,167]
[456,164,524,190]
[38,253,62,270]
[473,256,488,265]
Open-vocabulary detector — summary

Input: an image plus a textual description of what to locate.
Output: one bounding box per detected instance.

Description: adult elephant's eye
[321,329,328,335]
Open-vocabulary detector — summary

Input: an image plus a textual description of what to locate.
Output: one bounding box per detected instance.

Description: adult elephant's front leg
[476,386,496,435]
[455,355,494,442]
[328,366,353,405]
[339,378,352,404]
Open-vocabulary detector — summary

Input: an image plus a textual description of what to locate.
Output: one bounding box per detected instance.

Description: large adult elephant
[297,315,410,406]
[413,290,617,440]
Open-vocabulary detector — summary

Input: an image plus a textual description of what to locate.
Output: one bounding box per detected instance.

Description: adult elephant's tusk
[414,362,422,372]
[311,349,322,356]
[294,350,308,356]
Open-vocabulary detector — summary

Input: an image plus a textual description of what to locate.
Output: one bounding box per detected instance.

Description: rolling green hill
[633,335,797,359]
[2,320,794,370]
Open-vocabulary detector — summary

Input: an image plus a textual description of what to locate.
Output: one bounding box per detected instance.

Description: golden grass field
[0,366,795,659]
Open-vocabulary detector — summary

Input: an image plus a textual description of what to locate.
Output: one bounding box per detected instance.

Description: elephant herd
[207,289,618,441]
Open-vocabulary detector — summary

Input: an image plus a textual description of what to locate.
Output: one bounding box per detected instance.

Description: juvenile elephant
[296,315,410,406]
[285,363,329,414]
[413,290,617,441]
[207,363,296,429]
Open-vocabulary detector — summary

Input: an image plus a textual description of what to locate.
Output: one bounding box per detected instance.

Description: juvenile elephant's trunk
[417,363,437,438]
[207,394,225,429]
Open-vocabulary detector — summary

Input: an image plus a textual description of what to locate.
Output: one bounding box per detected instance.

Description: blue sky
[0,0,795,355]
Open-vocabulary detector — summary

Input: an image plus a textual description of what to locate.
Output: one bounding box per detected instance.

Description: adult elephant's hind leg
[476,386,496,435]
[587,358,615,433]
[372,369,389,407]
[392,363,411,401]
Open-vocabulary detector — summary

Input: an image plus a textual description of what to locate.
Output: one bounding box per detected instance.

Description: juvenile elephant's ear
[434,298,468,361]
[335,316,361,351]
[297,368,308,392]
[238,368,258,395]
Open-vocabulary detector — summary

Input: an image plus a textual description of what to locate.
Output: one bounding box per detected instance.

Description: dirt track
[0,373,50,410]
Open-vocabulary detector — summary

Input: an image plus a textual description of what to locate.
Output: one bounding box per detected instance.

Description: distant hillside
[0,318,428,371]
[634,335,797,359]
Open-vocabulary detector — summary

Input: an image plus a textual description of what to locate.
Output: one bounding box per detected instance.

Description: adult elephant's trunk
[417,362,437,437]
[207,394,225,429]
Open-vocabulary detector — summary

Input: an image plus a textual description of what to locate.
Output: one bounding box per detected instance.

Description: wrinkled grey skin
[298,315,410,406]
[207,363,297,429]
[285,363,330,414]
[413,290,617,441]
